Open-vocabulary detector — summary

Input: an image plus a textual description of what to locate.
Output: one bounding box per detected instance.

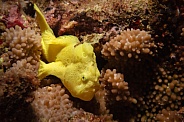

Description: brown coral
[101,28,156,60]
[31,84,115,122]
[156,109,183,122]
[0,21,41,121]
[68,109,115,122]
[0,0,183,122]
[181,28,184,36]
[100,69,137,103]
[0,59,39,97]
[0,59,39,121]
[134,55,184,121]
[31,84,74,122]
[153,67,184,109]
[1,25,42,69]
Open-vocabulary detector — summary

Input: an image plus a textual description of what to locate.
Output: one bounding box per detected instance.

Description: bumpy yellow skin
[34,4,100,101]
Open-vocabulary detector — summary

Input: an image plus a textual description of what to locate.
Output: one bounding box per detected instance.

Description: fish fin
[38,61,65,80]
[48,35,79,45]
[46,36,80,62]
[34,4,55,40]
[38,60,49,80]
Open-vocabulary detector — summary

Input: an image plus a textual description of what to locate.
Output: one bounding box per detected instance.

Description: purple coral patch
[3,5,25,28]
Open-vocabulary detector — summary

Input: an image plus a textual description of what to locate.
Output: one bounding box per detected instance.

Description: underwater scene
[0,0,183,121]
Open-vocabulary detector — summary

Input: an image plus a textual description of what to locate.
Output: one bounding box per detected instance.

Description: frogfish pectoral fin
[38,60,49,80]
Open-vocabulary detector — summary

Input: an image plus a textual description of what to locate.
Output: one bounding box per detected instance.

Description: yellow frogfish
[34,4,100,101]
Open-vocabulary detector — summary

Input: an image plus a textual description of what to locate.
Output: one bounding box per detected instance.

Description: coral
[62,0,155,24]
[37,0,157,37]
[31,84,115,122]
[33,1,63,31]
[0,22,40,121]
[31,84,74,122]
[0,0,183,122]
[0,96,36,122]
[0,3,26,28]
[34,0,77,36]
[156,109,183,122]
[102,28,156,60]
[100,69,137,103]
[99,68,150,121]
[0,59,39,121]
[68,110,115,122]
[0,59,40,97]
[1,25,42,69]
[133,48,184,121]
[153,66,184,109]
[95,89,110,115]
[181,28,184,36]
[81,33,104,44]
[44,5,62,29]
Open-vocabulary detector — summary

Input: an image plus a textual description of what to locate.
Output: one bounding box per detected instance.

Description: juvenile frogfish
[34,4,100,101]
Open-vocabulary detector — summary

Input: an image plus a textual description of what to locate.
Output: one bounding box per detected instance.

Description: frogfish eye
[82,76,87,83]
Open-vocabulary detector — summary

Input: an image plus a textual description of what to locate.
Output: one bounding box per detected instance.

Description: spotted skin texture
[34,4,100,101]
